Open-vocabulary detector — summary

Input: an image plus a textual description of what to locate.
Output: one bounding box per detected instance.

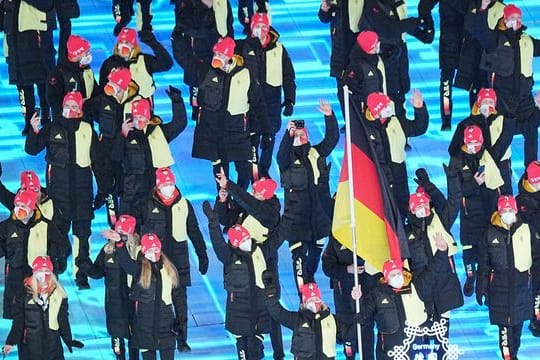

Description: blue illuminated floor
[0,0,539,358]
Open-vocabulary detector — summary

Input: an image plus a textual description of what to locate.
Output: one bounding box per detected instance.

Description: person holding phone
[277,99,338,293]
[446,124,504,297]
[476,195,540,360]
[448,88,515,194]
[25,91,111,290]
[112,89,187,228]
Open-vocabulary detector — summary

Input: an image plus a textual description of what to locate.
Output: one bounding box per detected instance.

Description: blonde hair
[138,253,179,290]
[30,273,67,301]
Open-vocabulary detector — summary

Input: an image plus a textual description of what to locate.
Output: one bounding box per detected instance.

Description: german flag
[332,102,408,272]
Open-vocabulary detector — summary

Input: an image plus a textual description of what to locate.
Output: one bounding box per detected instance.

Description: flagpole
[343,84,363,359]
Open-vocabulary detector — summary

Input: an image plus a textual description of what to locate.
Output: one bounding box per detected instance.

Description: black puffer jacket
[0,212,71,319]
[266,297,338,360]
[115,246,177,351]
[277,113,339,243]
[446,149,499,246]
[341,45,385,105]
[454,0,504,91]
[362,105,429,215]
[406,213,464,316]
[237,30,296,133]
[173,0,234,86]
[318,0,359,78]
[0,184,66,234]
[80,245,131,339]
[516,174,540,233]
[25,116,110,222]
[1,0,57,86]
[448,112,515,163]
[357,252,447,357]
[322,236,377,293]
[359,0,423,101]
[6,282,75,360]
[99,32,173,93]
[141,190,208,286]
[478,215,540,325]
[208,214,283,336]
[474,10,540,116]
[111,99,186,207]
[215,180,280,240]
[172,30,269,161]
[46,58,98,118]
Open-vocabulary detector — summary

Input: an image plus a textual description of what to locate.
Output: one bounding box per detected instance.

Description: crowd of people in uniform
[0,0,539,359]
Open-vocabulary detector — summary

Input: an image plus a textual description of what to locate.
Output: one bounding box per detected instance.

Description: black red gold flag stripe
[332,102,408,272]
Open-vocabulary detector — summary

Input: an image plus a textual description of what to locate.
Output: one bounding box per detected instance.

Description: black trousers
[111,336,138,360]
[172,284,188,345]
[17,83,50,129]
[498,323,523,360]
[235,334,264,360]
[514,110,540,167]
[140,348,175,360]
[70,219,92,282]
[252,133,276,179]
[462,246,479,279]
[290,240,325,292]
[135,0,153,31]
[440,68,456,128]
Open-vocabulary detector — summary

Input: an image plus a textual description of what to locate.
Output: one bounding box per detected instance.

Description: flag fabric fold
[332,101,409,272]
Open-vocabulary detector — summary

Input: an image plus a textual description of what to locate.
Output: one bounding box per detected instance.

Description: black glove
[138,29,156,44]
[55,257,68,275]
[281,100,294,117]
[262,269,277,298]
[414,168,433,191]
[166,85,183,102]
[402,17,420,35]
[66,340,84,353]
[202,200,218,224]
[416,17,435,44]
[475,276,489,306]
[93,192,108,210]
[199,256,209,275]
[529,319,540,337]
[75,258,92,274]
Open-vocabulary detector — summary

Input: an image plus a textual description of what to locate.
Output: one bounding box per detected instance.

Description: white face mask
[500,212,516,225]
[305,300,322,313]
[35,271,48,284]
[532,182,540,191]
[238,238,252,252]
[480,104,493,117]
[144,250,160,262]
[388,274,404,289]
[379,106,394,119]
[252,27,262,38]
[159,185,175,198]
[80,53,92,66]
[415,207,428,219]
[467,143,481,154]
[505,19,521,31]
